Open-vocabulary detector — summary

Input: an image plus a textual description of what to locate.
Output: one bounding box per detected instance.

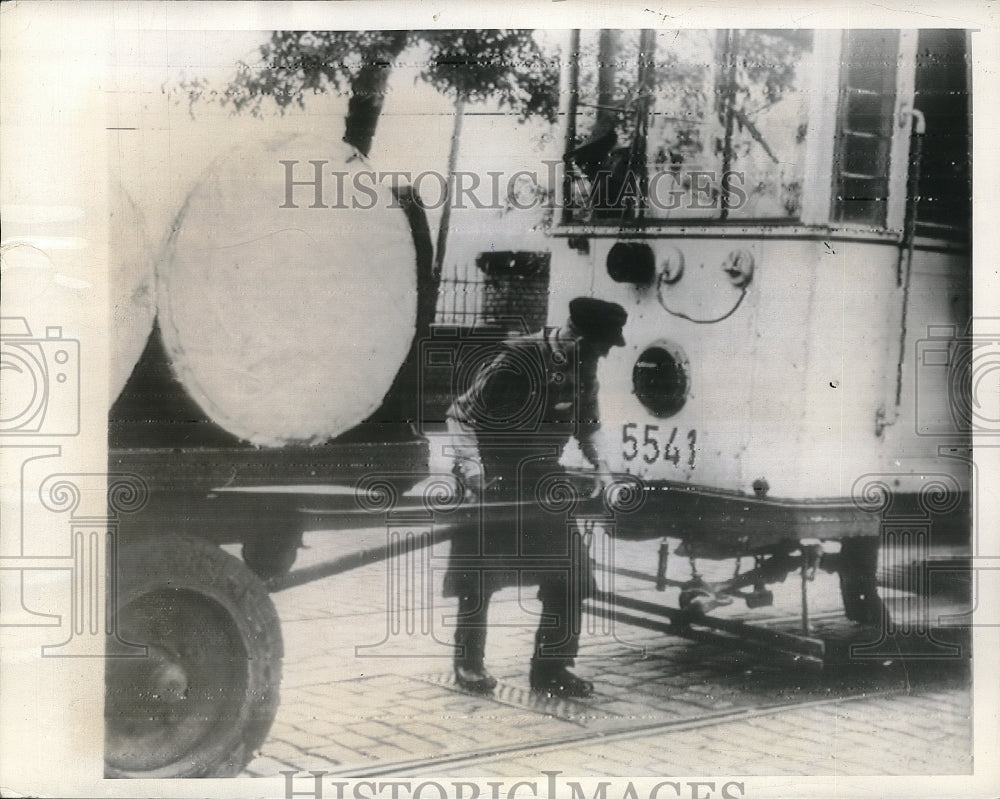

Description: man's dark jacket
[443,328,601,598]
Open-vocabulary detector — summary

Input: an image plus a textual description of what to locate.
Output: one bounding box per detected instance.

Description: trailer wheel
[105,535,283,778]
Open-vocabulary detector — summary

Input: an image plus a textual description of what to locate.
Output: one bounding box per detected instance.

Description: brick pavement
[397,687,971,778]
[239,526,974,779]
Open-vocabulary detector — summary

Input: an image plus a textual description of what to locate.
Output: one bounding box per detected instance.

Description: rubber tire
[105,534,283,778]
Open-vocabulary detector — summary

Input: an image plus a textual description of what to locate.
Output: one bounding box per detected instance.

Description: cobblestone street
[234,525,974,780]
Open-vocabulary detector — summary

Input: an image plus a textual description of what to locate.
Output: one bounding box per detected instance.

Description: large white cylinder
[158,135,418,446]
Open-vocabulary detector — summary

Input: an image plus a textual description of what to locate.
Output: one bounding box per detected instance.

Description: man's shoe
[454,664,497,694]
[530,666,593,698]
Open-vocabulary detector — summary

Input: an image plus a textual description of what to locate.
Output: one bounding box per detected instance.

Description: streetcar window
[913,29,971,239]
[632,343,690,418]
[831,30,900,227]
[564,29,814,225]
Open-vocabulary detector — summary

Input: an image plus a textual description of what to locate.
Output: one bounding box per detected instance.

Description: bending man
[441,297,628,698]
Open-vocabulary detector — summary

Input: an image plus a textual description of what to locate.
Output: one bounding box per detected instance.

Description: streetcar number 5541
[622,423,697,468]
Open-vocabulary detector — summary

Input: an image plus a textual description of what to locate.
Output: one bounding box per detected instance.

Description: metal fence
[434,251,551,334]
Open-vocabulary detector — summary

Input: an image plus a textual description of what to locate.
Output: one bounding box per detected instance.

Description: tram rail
[312,673,958,778]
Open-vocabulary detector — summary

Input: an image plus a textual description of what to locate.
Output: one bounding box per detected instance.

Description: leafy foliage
[574,30,809,156]
[736,30,812,109]
[176,29,559,122]
[568,29,813,221]
[421,30,559,121]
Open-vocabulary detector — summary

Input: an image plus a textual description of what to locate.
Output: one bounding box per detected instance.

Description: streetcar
[541,27,972,627]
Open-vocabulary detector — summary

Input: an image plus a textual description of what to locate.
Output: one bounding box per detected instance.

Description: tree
[177,30,559,157]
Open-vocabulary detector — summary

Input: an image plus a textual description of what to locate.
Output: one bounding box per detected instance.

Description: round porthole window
[632,341,690,418]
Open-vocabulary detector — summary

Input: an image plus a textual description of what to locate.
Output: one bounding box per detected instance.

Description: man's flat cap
[568,297,628,347]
